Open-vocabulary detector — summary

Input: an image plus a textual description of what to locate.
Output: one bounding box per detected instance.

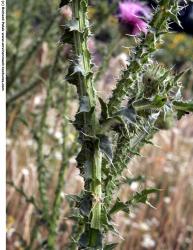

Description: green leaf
[133,96,166,111]
[173,101,193,112]
[173,101,193,119]
[109,198,129,215]
[109,189,160,215]
[66,62,86,87]
[176,110,188,120]
[101,206,115,231]
[131,188,160,204]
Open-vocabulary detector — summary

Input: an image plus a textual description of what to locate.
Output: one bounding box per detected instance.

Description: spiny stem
[71,0,102,246]
[105,122,156,206]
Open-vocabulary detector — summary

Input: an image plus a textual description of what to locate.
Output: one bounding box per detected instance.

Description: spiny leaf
[176,110,189,120]
[131,188,160,204]
[109,198,129,215]
[66,62,86,86]
[110,189,160,215]
[133,96,167,111]
[101,206,115,231]
[173,101,193,112]
[173,101,193,119]
[168,10,182,28]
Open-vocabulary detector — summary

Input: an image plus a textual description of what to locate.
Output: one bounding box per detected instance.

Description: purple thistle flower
[118,0,151,36]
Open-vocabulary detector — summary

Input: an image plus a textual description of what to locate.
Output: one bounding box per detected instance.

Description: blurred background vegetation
[6,0,193,249]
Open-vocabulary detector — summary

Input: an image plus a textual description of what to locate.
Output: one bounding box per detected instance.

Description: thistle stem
[71,0,102,246]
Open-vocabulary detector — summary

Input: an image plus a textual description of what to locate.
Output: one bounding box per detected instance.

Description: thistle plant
[6,0,193,249]
[60,0,193,249]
